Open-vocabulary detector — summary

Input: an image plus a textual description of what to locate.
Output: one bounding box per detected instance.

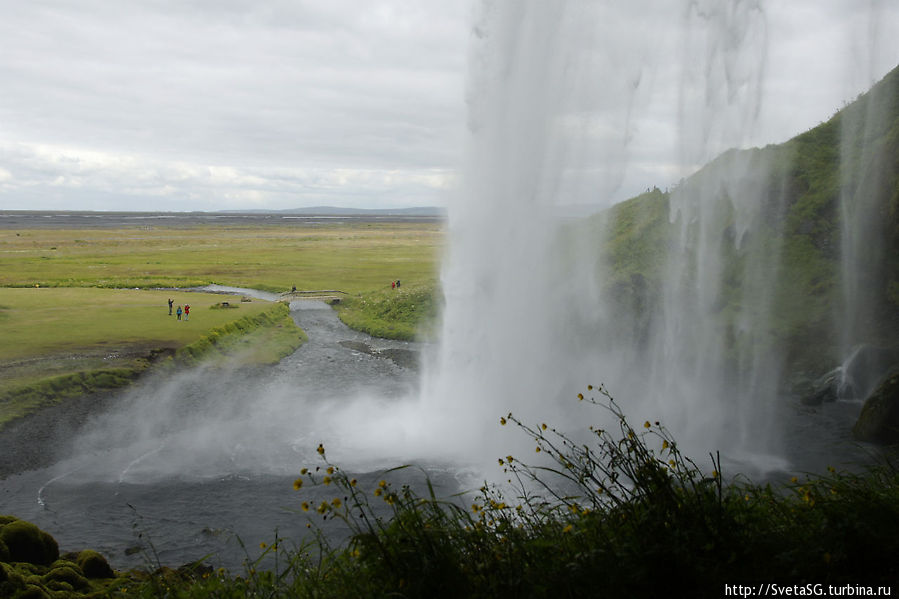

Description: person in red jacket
[184,304,190,321]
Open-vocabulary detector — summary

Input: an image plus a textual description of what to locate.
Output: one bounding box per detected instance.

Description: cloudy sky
[0,1,897,212]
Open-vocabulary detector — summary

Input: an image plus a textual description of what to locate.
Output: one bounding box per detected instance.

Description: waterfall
[422,0,898,472]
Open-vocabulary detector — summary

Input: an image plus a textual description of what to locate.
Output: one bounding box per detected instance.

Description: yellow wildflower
[326,466,334,475]
[378,479,387,488]
[662,440,669,450]
[644,421,651,429]
[317,444,325,455]
[323,476,332,485]
[350,478,358,487]
[293,478,303,491]
[562,524,573,534]
[374,487,383,497]
[500,417,507,426]
[301,501,310,512]
[577,393,584,400]
[541,423,547,430]
[332,497,342,508]
[300,467,308,475]
[259,542,266,549]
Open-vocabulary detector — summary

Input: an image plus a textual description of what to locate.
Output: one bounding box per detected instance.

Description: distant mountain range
[224,206,446,217]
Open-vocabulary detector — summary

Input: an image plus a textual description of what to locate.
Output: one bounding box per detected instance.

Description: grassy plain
[0,222,443,293]
[0,220,442,426]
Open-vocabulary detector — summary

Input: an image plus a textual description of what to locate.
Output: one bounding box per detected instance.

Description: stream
[0,297,461,571]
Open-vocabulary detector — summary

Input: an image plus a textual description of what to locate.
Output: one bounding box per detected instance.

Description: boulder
[800,367,842,405]
[853,369,899,444]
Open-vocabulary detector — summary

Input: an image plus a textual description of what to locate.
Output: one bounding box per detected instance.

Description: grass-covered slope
[334,283,441,341]
[589,63,899,377]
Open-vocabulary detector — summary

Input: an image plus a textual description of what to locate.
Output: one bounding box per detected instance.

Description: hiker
[396,279,401,288]
[168,298,174,315]
[184,304,190,321]
[391,281,396,290]
[292,285,296,293]
[176,305,182,321]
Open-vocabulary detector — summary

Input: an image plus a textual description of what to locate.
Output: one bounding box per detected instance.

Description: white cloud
[0,1,897,211]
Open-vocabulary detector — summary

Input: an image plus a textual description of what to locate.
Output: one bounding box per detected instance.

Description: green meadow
[0,222,443,293]
[0,220,443,428]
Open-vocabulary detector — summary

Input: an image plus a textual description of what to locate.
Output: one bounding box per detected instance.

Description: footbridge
[279,289,349,304]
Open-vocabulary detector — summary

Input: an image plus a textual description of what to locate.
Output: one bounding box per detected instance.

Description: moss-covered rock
[0,520,59,565]
[76,549,114,579]
[853,369,899,444]
[15,584,51,599]
[42,564,90,590]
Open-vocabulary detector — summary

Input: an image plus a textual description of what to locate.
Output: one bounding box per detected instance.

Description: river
[0,298,461,571]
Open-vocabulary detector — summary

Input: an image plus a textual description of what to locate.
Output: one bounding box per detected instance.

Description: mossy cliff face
[0,516,124,598]
[583,64,899,384]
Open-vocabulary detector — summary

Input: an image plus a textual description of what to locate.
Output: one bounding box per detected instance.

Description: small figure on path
[292,285,296,293]
[176,305,182,321]
[184,304,190,321]
[396,279,401,289]
[168,298,174,315]
[391,281,396,290]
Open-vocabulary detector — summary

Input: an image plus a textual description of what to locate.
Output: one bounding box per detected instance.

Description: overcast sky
[1,1,898,212]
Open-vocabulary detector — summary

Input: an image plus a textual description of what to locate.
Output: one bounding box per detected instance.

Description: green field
[0,220,443,427]
[0,222,443,293]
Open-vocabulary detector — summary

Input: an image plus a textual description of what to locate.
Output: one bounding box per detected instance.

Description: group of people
[167,298,190,321]
[390,279,401,289]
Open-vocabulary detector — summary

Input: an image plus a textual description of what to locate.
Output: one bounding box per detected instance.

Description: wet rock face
[853,370,899,444]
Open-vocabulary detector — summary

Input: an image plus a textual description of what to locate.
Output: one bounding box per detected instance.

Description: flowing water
[0,300,463,570]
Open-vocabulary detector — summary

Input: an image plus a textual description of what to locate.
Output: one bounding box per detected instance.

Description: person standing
[168,298,174,315]
[184,304,190,321]
[176,305,182,321]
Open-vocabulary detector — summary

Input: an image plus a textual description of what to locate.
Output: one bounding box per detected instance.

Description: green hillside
[589,63,899,379]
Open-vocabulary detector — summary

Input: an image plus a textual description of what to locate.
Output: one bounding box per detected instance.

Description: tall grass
[126,386,899,598]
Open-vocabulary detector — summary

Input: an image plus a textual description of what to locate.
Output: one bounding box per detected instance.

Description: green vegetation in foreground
[0,289,305,428]
[335,283,441,341]
[0,222,442,295]
[11,387,894,598]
